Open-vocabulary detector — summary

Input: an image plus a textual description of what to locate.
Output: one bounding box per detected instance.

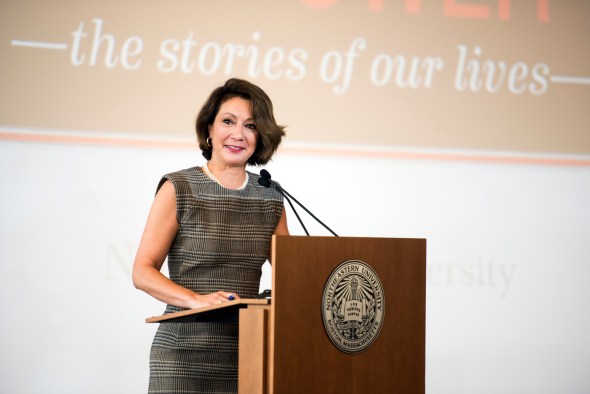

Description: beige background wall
[2,0,589,155]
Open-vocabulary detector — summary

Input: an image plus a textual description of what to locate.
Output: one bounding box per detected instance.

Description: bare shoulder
[151,179,177,218]
[157,179,176,198]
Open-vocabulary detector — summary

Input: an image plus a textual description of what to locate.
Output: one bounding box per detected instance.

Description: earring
[206,137,212,147]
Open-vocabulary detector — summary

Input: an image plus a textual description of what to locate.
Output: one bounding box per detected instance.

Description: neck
[204,161,248,190]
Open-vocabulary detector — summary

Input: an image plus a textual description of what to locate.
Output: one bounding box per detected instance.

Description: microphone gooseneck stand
[258,169,338,237]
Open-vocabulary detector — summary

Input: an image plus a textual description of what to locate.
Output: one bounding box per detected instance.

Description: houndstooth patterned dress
[148,166,283,393]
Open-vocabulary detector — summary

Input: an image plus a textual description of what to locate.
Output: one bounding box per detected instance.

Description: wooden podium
[147,235,426,394]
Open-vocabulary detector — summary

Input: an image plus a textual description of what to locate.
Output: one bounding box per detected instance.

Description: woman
[133,78,289,393]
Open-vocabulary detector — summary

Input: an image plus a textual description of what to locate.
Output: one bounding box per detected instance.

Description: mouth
[225,144,246,153]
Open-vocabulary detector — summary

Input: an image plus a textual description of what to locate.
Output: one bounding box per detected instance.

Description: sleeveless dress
[148,166,283,393]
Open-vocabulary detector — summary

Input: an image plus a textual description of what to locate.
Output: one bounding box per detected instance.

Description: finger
[219,291,238,301]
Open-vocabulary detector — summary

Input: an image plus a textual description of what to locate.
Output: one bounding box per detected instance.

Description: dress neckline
[200,164,249,191]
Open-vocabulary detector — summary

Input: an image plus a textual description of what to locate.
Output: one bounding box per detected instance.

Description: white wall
[1,139,589,393]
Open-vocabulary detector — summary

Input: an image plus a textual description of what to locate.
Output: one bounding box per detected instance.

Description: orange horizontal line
[1,130,589,168]
[281,145,590,167]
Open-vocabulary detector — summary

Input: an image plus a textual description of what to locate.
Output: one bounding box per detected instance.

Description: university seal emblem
[321,260,385,354]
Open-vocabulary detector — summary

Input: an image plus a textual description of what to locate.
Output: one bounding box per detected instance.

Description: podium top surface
[145,299,269,323]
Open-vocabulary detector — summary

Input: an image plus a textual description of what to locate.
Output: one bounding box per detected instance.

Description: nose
[231,123,246,140]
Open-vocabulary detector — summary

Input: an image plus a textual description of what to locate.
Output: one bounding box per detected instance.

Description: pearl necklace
[202,163,249,190]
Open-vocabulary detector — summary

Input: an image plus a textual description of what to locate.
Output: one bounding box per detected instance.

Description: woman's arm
[268,207,289,263]
[132,180,235,308]
[273,207,289,236]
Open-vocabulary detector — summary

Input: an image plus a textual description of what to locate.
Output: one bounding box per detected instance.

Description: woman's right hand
[190,291,240,309]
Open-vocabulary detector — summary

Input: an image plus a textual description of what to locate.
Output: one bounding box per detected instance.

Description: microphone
[258,169,338,237]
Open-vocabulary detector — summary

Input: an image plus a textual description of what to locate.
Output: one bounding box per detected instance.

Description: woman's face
[208,97,258,167]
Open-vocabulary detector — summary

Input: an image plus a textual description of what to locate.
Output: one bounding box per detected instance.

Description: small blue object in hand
[228,294,235,301]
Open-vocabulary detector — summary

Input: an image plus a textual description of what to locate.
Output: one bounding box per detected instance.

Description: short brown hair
[195,78,286,166]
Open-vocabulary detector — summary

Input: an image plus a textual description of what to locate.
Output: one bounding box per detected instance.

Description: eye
[246,123,257,130]
[222,118,234,125]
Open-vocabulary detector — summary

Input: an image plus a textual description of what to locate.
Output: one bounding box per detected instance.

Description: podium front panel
[270,236,426,394]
